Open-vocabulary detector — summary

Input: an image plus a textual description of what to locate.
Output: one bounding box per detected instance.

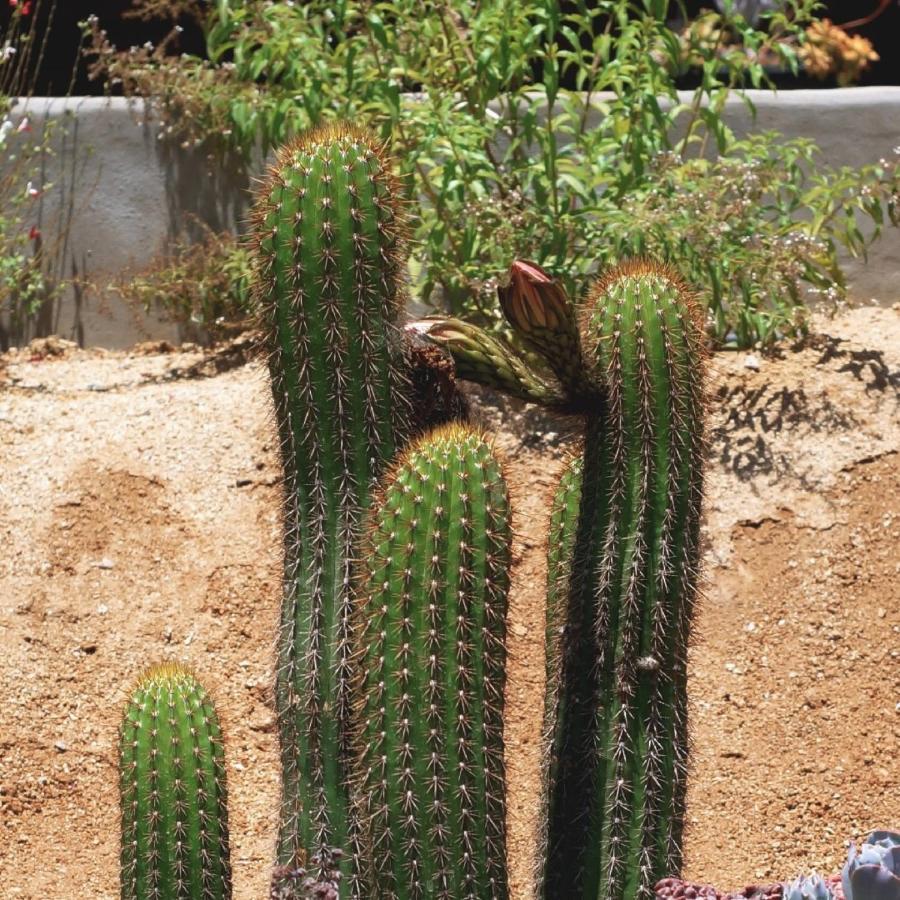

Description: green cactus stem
[541,261,707,900]
[252,122,413,878]
[119,662,231,900]
[353,423,512,900]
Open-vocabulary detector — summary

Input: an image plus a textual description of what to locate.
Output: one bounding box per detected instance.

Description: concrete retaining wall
[4,89,899,348]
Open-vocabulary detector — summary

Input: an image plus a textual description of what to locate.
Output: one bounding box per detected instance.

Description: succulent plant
[784,873,835,900]
[119,662,231,900]
[538,262,707,900]
[352,422,512,899]
[843,831,900,900]
[252,122,413,879]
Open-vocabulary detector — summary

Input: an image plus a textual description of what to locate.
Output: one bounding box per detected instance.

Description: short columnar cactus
[540,261,707,900]
[353,423,512,900]
[252,122,412,877]
[119,662,231,900]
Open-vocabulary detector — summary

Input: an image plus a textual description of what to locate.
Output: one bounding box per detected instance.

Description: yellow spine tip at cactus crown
[132,661,200,692]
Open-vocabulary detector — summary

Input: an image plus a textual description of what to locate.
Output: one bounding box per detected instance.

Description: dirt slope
[0,308,897,899]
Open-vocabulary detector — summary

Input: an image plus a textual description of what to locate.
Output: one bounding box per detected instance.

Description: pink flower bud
[498,260,570,333]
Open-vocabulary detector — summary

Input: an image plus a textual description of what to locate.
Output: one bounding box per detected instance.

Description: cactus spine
[541,261,706,900]
[253,123,412,877]
[119,663,231,900]
[353,423,512,900]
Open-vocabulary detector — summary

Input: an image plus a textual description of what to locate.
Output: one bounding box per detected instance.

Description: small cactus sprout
[252,122,413,876]
[843,831,900,900]
[119,663,231,900]
[353,423,512,899]
[541,261,707,900]
[783,874,836,900]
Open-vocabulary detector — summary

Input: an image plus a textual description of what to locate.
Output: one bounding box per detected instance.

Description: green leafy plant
[0,0,64,349]
[85,0,899,347]
[108,223,254,340]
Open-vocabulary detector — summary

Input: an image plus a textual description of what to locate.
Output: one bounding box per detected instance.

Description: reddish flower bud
[498,259,570,334]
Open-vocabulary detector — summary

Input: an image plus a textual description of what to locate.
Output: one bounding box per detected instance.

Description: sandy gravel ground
[0,308,897,899]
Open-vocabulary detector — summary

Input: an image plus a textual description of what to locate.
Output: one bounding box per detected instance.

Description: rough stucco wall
[3,96,253,348]
[4,89,899,349]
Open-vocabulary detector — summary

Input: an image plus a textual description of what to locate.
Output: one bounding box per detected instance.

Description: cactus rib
[119,662,231,900]
[353,423,512,900]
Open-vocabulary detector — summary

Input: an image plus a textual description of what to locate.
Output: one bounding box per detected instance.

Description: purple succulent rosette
[656,874,846,900]
[784,873,837,900]
[843,831,900,900]
[655,877,783,900]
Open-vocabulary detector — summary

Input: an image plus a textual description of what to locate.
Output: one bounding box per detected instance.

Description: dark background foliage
[3,0,899,96]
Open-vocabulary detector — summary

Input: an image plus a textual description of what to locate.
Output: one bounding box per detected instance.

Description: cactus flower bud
[412,315,565,407]
[497,260,587,396]
[498,260,570,332]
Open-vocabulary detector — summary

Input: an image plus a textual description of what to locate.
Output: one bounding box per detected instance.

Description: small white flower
[0,119,13,145]
[1,43,17,62]
[26,181,40,198]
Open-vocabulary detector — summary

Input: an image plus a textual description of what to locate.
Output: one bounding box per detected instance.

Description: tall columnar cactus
[119,663,231,900]
[541,261,707,900]
[252,123,413,877]
[353,423,512,900]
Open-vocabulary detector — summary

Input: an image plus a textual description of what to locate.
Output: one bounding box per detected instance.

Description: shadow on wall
[0,97,254,350]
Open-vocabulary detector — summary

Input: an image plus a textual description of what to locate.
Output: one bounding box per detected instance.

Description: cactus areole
[353,423,512,900]
[541,262,707,900]
[252,123,412,880]
[119,663,231,900]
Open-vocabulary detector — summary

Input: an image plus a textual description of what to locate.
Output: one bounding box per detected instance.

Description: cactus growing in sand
[540,262,707,900]
[252,122,413,878]
[119,663,231,900]
[353,423,512,900]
